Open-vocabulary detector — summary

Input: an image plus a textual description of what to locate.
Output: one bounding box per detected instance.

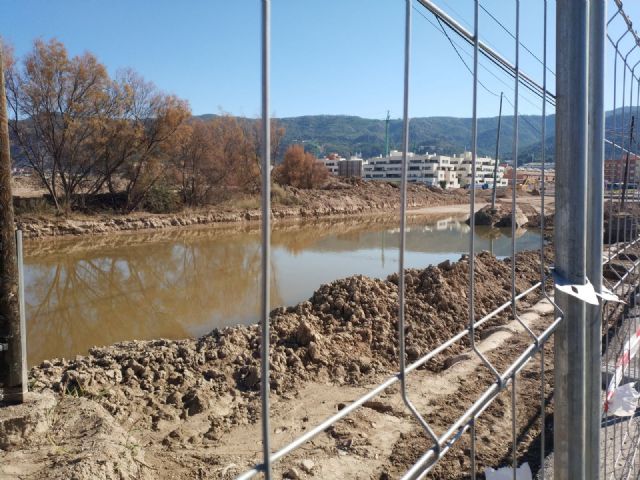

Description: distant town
[316,149,558,190]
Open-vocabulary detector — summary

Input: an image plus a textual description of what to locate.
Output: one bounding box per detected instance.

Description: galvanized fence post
[260,0,272,477]
[586,1,606,478]
[15,230,27,398]
[554,1,589,478]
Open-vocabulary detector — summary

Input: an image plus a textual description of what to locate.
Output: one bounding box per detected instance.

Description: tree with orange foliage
[274,144,328,189]
[172,115,252,205]
[5,39,190,213]
[5,39,113,211]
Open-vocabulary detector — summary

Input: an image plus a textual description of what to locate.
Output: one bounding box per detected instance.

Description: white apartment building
[364,150,460,188]
[363,150,506,189]
[450,151,508,188]
[317,154,344,175]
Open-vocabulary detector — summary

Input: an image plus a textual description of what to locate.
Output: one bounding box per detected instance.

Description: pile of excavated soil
[26,252,543,445]
[16,181,468,238]
[468,204,530,229]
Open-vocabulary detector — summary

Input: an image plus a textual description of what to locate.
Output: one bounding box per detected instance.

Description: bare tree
[171,119,231,205]
[5,41,190,213]
[5,39,112,212]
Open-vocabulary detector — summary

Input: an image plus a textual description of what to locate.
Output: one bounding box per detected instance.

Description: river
[23,215,541,366]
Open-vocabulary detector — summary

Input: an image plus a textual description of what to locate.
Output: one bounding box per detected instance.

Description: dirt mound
[0,393,152,479]
[469,204,533,229]
[28,251,542,451]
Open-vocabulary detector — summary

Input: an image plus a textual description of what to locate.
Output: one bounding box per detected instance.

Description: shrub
[273,145,328,189]
[271,183,301,206]
[141,184,182,213]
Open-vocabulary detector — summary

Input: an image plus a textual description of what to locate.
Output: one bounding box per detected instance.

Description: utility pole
[491,92,504,210]
[620,115,635,209]
[384,110,390,157]
[0,44,25,404]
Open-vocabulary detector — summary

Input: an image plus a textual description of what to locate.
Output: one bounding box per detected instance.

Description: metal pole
[621,116,635,209]
[260,0,272,477]
[15,230,26,395]
[554,1,589,478]
[491,92,504,211]
[539,4,549,478]
[398,0,439,446]
[0,42,24,405]
[586,1,606,478]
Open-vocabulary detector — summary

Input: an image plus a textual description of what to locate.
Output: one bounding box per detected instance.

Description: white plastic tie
[552,270,600,305]
[595,285,625,304]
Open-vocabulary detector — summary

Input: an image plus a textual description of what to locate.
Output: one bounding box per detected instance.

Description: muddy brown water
[23,215,541,366]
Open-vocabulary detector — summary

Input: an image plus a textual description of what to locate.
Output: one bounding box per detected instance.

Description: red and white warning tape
[605,325,640,413]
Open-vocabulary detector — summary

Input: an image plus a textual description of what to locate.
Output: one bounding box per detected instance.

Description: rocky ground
[15,181,468,239]
[0,249,557,479]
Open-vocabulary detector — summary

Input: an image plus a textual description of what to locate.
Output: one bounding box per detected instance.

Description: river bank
[1,249,555,479]
[15,182,469,239]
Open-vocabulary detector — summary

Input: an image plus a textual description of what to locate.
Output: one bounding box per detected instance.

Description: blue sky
[3,1,640,120]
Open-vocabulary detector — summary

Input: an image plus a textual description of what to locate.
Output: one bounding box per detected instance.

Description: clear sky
[2,1,640,121]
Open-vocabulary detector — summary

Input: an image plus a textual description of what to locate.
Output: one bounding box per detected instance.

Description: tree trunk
[0,44,24,404]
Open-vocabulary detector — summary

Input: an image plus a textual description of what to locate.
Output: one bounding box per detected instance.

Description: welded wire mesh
[237,1,640,479]
[600,3,640,478]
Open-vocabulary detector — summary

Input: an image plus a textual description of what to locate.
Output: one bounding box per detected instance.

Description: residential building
[318,154,364,178]
[318,154,343,175]
[449,151,508,188]
[363,150,459,188]
[363,150,505,189]
[605,156,640,184]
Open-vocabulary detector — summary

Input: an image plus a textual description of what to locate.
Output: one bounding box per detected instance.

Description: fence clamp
[552,270,600,305]
[596,285,625,304]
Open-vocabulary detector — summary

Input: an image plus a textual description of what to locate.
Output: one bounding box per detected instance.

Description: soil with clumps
[29,251,542,423]
[469,204,530,229]
[3,250,545,479]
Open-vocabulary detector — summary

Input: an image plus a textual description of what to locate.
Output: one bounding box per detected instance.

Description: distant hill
[197,112,556,164]
[11,110,630,169]
[278,114,557,163]
[275,110,635,163]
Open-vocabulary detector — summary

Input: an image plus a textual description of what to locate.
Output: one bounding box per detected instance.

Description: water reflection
[24,216,540,365]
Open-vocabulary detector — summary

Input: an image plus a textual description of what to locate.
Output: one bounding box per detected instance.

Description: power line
[432,14,499,98]
[412,3,551,150]
[415,0,556,107]
[479,3,556,78]
[413,5,547,115]
[502,95,544,137]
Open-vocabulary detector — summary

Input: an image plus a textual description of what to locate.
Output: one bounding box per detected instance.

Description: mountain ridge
[197,109,632,163]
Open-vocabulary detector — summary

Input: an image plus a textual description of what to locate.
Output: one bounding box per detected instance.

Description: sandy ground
[209,300,556,480]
